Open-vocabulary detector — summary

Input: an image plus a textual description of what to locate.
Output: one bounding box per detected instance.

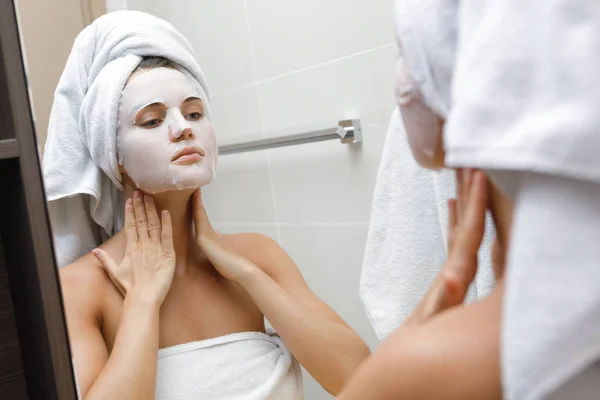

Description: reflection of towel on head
[359,109,495,340]
[42,11,211,267]
[444,2,600,399]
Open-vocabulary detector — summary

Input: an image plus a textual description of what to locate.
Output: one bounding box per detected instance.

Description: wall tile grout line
[211,42,397,99]
[241,0,282,243]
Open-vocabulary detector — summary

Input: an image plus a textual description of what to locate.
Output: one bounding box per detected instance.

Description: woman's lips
[171,146,205,165]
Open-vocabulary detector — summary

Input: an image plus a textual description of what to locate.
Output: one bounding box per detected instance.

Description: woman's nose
[170,125,194,141]
[180,127,194,140]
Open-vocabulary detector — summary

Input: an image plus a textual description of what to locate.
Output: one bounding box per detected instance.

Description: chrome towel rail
[218,119,362,155]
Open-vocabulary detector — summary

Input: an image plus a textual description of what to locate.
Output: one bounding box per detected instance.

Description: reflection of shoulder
[59,255,111,317]
[373,288,502,399]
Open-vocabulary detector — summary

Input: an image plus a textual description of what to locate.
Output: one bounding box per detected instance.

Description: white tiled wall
[128,1,396,398]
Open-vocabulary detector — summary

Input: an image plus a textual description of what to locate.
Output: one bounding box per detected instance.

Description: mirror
[15,1,395,398]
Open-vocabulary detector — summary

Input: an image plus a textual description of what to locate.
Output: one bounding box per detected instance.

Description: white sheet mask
[117,67,217,193]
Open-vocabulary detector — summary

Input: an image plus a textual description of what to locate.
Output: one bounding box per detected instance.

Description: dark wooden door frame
[0,0,77,398]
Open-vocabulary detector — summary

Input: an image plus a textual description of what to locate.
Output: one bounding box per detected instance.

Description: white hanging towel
[360,109,495,340]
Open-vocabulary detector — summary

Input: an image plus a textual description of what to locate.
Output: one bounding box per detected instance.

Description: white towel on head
[359,109,495,340]
[42,10,211,267]
[155,332,303,400]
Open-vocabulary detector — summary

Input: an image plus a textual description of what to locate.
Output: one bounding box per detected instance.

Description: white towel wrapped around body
[360,109,494,340]
[42,10,211,267]
[156,332,303,400]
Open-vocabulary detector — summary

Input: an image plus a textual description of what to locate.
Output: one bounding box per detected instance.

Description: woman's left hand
[192,190,258,280]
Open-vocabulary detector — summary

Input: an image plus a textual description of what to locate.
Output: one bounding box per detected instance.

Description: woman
[44,11,369,399]
[343,0,600,397]
[336,0,517,397]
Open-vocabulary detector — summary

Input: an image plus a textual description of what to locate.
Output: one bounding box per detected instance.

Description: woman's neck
[123,187,202,275]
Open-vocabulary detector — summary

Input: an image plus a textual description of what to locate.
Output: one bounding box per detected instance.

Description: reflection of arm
[233,234,371,396]
[61,264,160,400]
[337,281,504,400]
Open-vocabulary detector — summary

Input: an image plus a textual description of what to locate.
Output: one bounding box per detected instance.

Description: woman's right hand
[405,169,489,326]
[92,191,176,306]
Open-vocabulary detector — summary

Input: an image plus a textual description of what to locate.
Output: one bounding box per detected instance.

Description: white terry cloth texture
[360,109,495,340]
[360,0,495,341]
[504,172,600,400]
[42,10,211,267]
[156,331,303,400]
[445,1,600,185]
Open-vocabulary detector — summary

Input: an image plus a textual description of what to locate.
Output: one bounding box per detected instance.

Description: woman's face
[117,67,217,194]
[396,57,446,169]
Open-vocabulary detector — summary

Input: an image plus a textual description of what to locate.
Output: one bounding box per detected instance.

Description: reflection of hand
[406,169,488,326]
[192,190,257,281]
[491,236,506,281]
[92,191,176,306]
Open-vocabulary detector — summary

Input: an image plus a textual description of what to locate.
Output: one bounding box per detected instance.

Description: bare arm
[64,192,175,400]
[234,234,370,395]
[192,190,369,395]
[337,283,503,400]
[338,170,504,399]
[62,269,161,400]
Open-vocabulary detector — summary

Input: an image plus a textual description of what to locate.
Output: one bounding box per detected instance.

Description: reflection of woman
[43,12,368,399]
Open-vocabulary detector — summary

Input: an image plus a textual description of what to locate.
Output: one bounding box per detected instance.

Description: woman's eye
[186,112,203,121]
[141,119,162,128]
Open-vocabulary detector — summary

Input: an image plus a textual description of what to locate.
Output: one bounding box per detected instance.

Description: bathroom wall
[127,1,397,398]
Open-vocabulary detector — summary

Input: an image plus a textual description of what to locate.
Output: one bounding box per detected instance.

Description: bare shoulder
[59,254,112,319]
[373,285,503,399]
[222,233,297,279]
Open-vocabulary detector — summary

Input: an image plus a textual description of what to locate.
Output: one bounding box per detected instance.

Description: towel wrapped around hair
[42,10,211,267]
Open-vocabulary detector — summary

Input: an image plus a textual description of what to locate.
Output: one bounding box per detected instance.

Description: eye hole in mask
[135,97,205,129]
[395,57,445,170]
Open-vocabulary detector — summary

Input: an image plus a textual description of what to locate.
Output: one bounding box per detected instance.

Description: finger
[144,195,161,242]
[192,189,214,237]
[438,271,469,307]
[455,171,488,257]
[161,210,175,256]
[192,190,203,238]
[465,171,488,235]
[105,268,126,296]
[455,169,463,221]
[92,249,124,295]
[447,199,457,250]
[133,190,149,241]
[460,169,473,221]
[409,272,466,325]
[123,198,138,246]
[491,236,506,281]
